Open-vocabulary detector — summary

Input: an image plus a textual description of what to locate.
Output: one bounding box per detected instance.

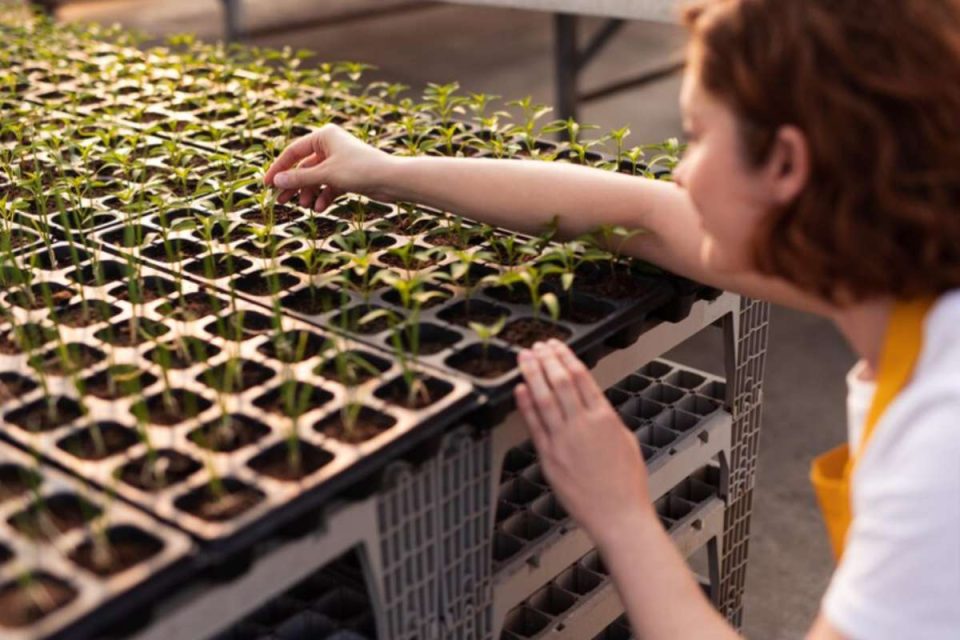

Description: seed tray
[88,183,685,420]
[0,439,194,640]
[499,465,723,640]
[493,361,728,572]
[0,242,476,558]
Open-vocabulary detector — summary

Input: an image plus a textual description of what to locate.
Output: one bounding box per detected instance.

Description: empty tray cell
[689,465,722,489]
[673,477,718,504]
[275,609,334,639]
[520,463,546,486]
[555,565,604,596]
[493,530,525,563]
[676,395,721,417]
[250,597,304,628]
[592,615,633,640]
[502,605,552,639]
[502,446,537,476]
[500,477,546,506]
[653,409,701,433]
[663,369,707,390]
[502,511,553,543]
[530,494,568,522]
[655,494,697,522]
[614,374,652,394]
[497,500,519,523]
[637,360,672,379]
[635,425,679,449]
[639,443,659,462]
[0,571,77,628]
[697,380,727,402]
[529,584,577,616]
[619,396,666,421]
[604,387,630,408]
[579,549,609,576]
[312,586,369,625]
[639,384,685,405]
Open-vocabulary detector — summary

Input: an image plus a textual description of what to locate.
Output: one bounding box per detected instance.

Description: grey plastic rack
[491,362,731,626]
[499,464,725,640]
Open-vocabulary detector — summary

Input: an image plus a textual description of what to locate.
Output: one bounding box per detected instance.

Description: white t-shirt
[822,292,960,639]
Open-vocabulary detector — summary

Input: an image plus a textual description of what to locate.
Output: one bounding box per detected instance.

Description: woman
[265,0,960,636]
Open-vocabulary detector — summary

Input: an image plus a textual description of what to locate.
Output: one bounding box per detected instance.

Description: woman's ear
[765,125,810,205]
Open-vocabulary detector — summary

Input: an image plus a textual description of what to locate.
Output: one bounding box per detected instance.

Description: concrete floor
[56,2,858,637]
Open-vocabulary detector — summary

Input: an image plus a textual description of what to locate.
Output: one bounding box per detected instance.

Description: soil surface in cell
[0,464,40,503]
[188,415,270,452]
[450,351,516,379]
[0,373,38,402]
[176,479,264,522]
[241,205,302,226]
[58,422,138,460]
[158,292,225,321]
[69,526,164,576]
[6,397,85,432]
[376,377,451,409]
[500,319,572,349]
[316,409,395,444]
[119,450,201,492]
[248,442,334,482]
[9,494,101,541]
[0,573,76,628]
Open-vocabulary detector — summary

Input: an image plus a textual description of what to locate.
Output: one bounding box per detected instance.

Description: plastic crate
[490,362,732,622]
[499,464,725,640]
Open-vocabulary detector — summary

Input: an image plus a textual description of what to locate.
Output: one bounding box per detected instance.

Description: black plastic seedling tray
[0,242,476,564]
[0,440,195,640]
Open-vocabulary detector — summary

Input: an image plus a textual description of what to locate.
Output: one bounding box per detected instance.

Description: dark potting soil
[0,464,40,503]
[9,283,74,310]
[69,526,164,577]
[331,306,391,335]
[31,343,104,376]
[315,408,396,444]
[9,493,101,541]
[148,338,221,370]
[315,351,390,386]
[118,450,201,492]
[134,389,212,426]
[5,397,85,432]
[57,422,138,460]
[0,573,77,628]
[438,300,509,328]
[56,300,119,328]
[558,298,610,324]
[423,229,483,250]
[157,292,226,322]
[248,441,334,482]
[574,264,649,300]
[257,331,329,363]
[376,251,439,271]
[0,373,38,402]
[232,271,299,297]
[185,254,252,279]
[448,350,516,379]
[282,287,342,315]
[395,325,461,356]
[0,324,55,355]
[108,276,177,303]
[375,376,451,409]
[95,318,169,347]
[188,415,270,453]
[175,478,265,522]
[199,360,275,393]
[500,318,572,349]
[254,383,334,418]
[241,205,302,226]
[206,311,274,342]
[484,284,530,305]
[83,366,157,400]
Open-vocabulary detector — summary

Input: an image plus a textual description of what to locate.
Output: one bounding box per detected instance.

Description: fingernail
[275,173,291,188]
[518,350,530,361]
[533,342,545,351]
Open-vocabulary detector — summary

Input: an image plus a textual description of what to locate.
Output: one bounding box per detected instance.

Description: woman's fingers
[518,349,566,429]
[533,341,583,418]
[264,133,318,186]
[516,383,551,451]
[549,339,604,408]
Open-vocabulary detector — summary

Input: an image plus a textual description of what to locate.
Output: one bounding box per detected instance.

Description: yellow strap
[851,297,934,467]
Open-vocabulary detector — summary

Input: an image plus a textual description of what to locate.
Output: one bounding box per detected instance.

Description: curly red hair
[683,0,960,303]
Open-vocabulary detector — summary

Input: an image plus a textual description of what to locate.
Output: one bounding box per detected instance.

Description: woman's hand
[264,124,401,210]
[515,339,656,547]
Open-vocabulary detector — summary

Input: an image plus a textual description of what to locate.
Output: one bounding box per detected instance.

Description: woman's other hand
[515,339,656,548]
[264,124,400,210]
